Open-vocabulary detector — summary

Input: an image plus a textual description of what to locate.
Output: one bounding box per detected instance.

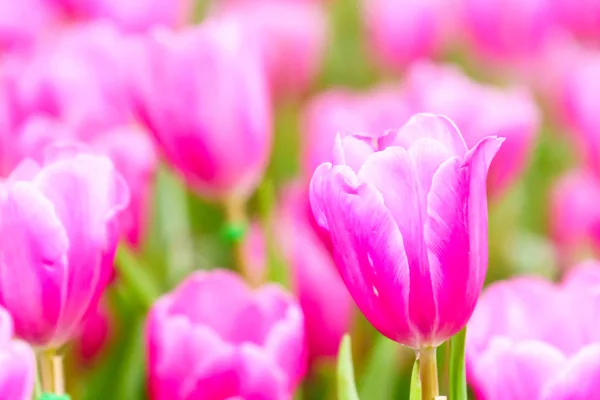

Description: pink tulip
[301,86,411,180]
[76,302,111,365]
[132,19,272,201]
[213,0,329,98]
[0,0,59,51]
[146,269,306,400]
[309,113,503,348]
[550,170,600,266]
[402,62,539,197]
[361,0,445,71]
[0,146,129,347]
[461,0,555,64]
[553,0,600,43]
[468,263,600,399]
[0,307,36,400]
[55,0,191,33]
[558,50,600,176]
[244,184,353,362]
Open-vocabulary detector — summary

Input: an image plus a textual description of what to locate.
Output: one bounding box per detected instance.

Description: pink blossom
[76,302,111,365]
[132,19,272,201]
[468,262,600,400]
[146,270,306,400]
[362,0,445,71]
[0,146,129,347]
[0,0,59,51]
[402,62,539,198]
[309,113,503,348]
[0,307,36,400]
[213,0,329,98]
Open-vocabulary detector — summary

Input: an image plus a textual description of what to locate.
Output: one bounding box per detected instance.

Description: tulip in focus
[0,146,129,347]
[309,113,503,348]
[133,19,272,202]
[0,307,36,400]
[214,0,329,98]
[468,262,600,400]
[402,62,539,198]
[146,269,306,399]
[244,184,353,363]
[362,0,445,71]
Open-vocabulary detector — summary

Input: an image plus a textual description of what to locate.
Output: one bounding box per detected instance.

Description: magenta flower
[244,184,354,362]
[0,307,35,400]
[0,0,59,51]
[146,270,306,400]
[213,0,329,98]
[132,19,272,201]
[402,62,539,198]
[309,113,503,348]
[362,0,445,71]
[0,147,129,348]
[76,302,111,365]
[468,262,600,400]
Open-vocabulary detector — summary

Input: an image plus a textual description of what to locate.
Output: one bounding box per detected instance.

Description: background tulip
[146,269,306,400]
[309,113,502,348]
[0,307,36,400]
[132,19,272,201]
[0,147,129,347]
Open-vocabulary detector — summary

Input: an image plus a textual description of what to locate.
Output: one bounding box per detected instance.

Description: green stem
[224,197,253,284]
[419,347,439,400]
[449,327,468,400]
[115,244,161,309]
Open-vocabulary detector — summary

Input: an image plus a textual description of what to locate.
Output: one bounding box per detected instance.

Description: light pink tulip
[244,184,353,362]
[309,113,503,348]
[0,146,129,347]
[402,62,539,197]
[146,269,306,400]
[362,0,444,71]
[0,0,59,51]
[550,170,600,266]
[461,0,555,64]
[214,0,329,98]
[302,86,411,180]
[0,307,36,400]
[132,19,272,201]
[56,0,191,33]
[468,263,600,400]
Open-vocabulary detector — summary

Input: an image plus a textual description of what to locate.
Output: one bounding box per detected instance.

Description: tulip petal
[543,344,600,400]
[0,339,35,400]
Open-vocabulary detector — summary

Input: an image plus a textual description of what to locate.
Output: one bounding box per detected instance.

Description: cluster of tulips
[2,0,600,399]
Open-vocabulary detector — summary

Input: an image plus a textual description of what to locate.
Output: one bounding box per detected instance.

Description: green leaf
[337,334,360,400]
[449,327,468,400]
[358,335,399,400]
[409,357,421,400]
[116,244,162,309]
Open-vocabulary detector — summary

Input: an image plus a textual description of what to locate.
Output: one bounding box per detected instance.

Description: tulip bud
[309,113,503,348]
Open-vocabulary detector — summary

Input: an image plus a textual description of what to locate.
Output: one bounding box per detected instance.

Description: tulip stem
[419,346,439,400]
[224,197,252,284]
[38,349,64,395]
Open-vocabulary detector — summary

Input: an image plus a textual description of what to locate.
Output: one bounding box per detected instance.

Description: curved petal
[0,182,68,345]
[313,164,414,345]
[238,344,288,400]
[543,344,600,400]
[0,339,35,400]
[470,338,565,400]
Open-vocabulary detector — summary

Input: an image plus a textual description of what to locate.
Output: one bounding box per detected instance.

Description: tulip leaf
[337,334,360,400]
[449,327,468,400]
[358,335,399,399]
[115,244,161,309]
[409,357,421,400]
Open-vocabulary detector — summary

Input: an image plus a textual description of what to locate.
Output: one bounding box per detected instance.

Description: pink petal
[543,344,600,400]
[0,339,36,400]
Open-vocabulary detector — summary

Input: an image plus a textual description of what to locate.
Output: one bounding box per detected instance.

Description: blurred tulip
[0,0,59,51]
[362,0,444,71]
[2,22,134,134]
[146,269,306,400]
[461,0,555,65]
[302,86,411,180]
[244,184,353,363]
[214,0,329,98]
[0,146,129,348]
[402,62,539,197]
[468,263,600,400]
[76,302,111,365]
[0,307,36,400]
[54,0,191,33]
[553,0,600,43]
[550,170,600,266]
[309,113,503,348]
[132,19,272,201]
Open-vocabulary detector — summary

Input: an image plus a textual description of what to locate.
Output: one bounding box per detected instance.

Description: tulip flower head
[0,145,129,348]
[147,269,306,400]
[309,113,503,348]
[0,307,36,400]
